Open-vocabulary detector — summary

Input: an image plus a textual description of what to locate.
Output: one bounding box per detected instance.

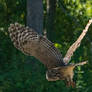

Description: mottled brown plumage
[8,23,65,68]
[8,23,87,87]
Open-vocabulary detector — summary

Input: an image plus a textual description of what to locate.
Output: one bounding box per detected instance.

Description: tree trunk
[26,0,43,66]
[46,0,56,41]
[27,0,43,34]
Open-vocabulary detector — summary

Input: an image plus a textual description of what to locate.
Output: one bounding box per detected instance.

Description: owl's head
[46,65,76,87]
[46,67,61,81]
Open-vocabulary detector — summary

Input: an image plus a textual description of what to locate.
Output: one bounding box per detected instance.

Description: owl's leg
[66,75,76,88]
[71,81,76,88]
[66,79,76,88]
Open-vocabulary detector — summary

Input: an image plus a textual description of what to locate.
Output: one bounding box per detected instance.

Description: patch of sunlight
[16,1,19,5]
[0,27,4,31]
[79,56,82,61]
[89,70,92,73]
[5,32,8,35]
[78,3,82,9]
[21,13,24,19]
[77,66,81,71]
[72,0,76,3]
[86,1,92,17]
[54,43,62,48]
[76,0,80,5]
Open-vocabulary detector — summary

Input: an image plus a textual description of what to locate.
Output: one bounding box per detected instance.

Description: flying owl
[8,23,87,87]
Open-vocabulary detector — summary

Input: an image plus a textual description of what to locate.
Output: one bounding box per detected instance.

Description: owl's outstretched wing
[8,23,65,68]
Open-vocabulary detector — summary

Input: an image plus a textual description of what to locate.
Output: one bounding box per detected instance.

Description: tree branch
[63,19,92,64]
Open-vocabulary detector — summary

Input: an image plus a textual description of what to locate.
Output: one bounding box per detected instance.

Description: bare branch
[63,19,92,64]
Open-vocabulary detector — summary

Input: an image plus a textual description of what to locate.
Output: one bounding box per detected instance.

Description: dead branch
[63,19,92,64]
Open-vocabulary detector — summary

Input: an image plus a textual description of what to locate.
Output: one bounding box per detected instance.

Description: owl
[8,23,87,87]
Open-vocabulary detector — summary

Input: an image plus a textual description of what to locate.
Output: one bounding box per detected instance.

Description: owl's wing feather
[8,23,65,68]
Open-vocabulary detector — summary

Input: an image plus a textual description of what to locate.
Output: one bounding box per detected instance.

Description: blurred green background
[0,0,92,92]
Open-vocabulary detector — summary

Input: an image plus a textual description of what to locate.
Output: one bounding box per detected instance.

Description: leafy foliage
[0,0,92,92]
